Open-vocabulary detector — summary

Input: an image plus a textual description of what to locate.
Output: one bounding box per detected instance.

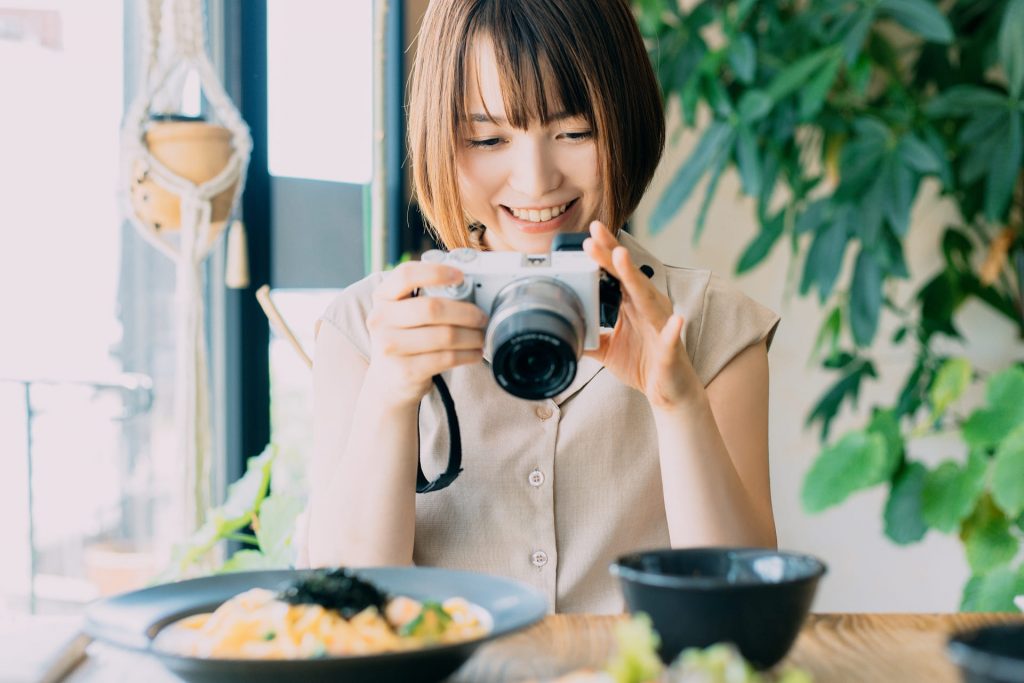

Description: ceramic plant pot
[130,119,237,244]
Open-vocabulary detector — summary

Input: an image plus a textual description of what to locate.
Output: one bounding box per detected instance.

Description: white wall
[633,108,1022,612]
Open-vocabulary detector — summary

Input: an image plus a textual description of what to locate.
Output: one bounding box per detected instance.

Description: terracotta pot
[129,120,238,245]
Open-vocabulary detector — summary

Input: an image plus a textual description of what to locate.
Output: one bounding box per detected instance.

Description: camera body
[422,247,603,348]
[420,236,620,400]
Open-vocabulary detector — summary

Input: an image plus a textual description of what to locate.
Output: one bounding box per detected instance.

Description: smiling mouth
[500,198,579,224]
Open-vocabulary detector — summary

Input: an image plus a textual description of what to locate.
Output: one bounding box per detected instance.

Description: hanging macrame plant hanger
[120,0,252,536]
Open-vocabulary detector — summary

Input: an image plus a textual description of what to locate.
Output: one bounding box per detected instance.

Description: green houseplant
[632,0,1024,609]
[157,444,305,581]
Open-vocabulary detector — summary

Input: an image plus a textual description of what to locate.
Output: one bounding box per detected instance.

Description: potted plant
[632,0,1024,608]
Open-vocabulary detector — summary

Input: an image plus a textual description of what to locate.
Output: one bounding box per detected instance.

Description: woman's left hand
[581,221,703,411]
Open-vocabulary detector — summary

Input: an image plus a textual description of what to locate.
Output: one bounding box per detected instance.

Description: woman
[307,0,779,614]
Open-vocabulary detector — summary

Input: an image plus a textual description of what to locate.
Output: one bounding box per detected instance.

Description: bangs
[458,2,594,130]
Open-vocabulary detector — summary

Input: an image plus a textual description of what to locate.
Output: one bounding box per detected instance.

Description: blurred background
[1,0,1021,617]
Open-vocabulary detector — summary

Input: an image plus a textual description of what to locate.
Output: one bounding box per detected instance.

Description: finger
[582,237,618,278]
[410,349,484,376]
[374,262,464,302]
[378,326,485,356]
[372,298,488,330]
[658,314,685,351]
[589,220,619,251]
[612,246,667,322]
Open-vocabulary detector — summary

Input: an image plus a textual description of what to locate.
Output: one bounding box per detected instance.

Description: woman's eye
[562,131,593,141]
[466,138,502,148]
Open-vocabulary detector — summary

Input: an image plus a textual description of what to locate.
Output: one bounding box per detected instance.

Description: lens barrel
[486,277,585,400]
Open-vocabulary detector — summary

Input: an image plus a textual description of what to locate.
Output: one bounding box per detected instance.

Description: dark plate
[84,567,549,683]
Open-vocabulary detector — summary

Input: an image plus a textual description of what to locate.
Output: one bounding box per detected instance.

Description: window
[266,0,374,183]
[0,1,187,614]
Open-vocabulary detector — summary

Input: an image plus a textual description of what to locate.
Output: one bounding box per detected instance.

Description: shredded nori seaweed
[277,568,388,619]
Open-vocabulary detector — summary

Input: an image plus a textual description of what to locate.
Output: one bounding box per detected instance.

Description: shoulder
[669,267,779,386]
[317,271,387,360]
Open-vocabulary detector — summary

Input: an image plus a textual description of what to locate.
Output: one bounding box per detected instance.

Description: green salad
[605,614,812,683]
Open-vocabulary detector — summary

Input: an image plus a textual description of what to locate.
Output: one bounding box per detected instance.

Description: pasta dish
[153,568,492,659]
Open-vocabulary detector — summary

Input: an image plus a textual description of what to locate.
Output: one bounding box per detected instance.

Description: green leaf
[806,358,878,440]
[992,423,1024,518]
[255,493,306,557]
[796,200,829,236]
[736,211,784,274]
[841,9,876,64]
[802,431,890,513]
[850,249,883,347]
[999,0,1024,98]
[810,306,842,362]
[985,113,1023,222]
[921,451,988,533]
[881,158,917,237]
[877,0,953,43]
[961,566,1024,611]
[929,357,972,420]
[962,367,1024,450]
[925,86,1009,117]
[728,34,757,84]
[738,90,774,123]
[885,462,929,545]
[799,52,842,120]
[962,497,1019,575]
[868,409,904,477]
[765,48,842,104]
[221,446,276,525]
[650,122,734,234]
[898,133,943,174]
[800,211,850,300]
[877,225,910,278]
[735,126,761,197]
[694,134,736,243]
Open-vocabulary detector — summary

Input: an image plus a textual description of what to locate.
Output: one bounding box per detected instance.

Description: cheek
[457,154,504,204]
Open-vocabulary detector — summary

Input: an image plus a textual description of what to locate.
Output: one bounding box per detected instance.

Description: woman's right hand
[364,261,488,407]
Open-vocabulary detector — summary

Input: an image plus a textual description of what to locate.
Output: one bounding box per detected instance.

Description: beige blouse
[318,232,780,614]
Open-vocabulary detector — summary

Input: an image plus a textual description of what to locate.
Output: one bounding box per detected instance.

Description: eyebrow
[468,111,580,124]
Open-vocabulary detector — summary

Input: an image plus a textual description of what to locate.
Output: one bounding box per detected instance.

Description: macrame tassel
[225,219,250,289]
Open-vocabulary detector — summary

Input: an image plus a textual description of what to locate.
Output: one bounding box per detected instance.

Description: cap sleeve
[316,272,385,361]
[666,269,780,387]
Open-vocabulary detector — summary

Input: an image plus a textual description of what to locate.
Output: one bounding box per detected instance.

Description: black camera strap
[415,374,463,493]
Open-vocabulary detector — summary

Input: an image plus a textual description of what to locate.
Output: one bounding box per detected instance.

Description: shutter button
[528,468,545,487]
[531,550,548,567]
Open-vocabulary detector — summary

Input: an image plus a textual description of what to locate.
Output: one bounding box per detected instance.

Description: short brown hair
[408,0,665,250]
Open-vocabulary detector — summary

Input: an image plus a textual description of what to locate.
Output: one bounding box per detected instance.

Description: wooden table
[68,613,1024,682]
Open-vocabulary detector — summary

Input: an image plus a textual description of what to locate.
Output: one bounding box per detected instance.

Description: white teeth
[511,201,570,222]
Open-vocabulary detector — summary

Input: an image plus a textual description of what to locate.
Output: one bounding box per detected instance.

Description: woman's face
[456,39,602,253]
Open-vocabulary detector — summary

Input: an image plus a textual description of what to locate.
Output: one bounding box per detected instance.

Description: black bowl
[948,624,1024,683]
[84,567,548,683]
[610,547,826,670]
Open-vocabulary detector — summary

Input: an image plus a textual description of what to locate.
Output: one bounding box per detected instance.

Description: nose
[507,137,562,199]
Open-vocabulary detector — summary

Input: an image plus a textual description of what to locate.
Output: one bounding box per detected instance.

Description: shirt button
[535,404,553,420]
[531,550,548,568]
[528,468,545,487]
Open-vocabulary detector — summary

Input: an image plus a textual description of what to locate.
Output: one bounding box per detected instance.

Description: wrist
[362,363,428,412]
[649,388,710,422]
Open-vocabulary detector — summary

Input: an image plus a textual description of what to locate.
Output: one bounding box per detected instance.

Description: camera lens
[487,277,585,400]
